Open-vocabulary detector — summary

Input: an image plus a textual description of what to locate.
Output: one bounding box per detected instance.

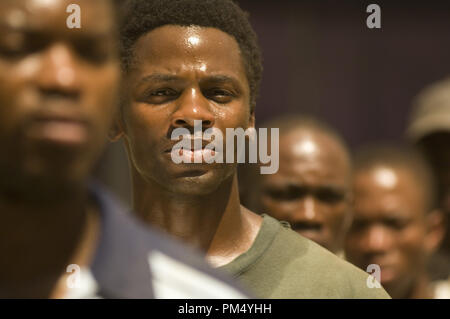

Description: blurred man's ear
[424,209,446,254]
[343,200,354,233]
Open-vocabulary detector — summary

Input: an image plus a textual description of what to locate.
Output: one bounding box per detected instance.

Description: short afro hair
[119,0,263,110]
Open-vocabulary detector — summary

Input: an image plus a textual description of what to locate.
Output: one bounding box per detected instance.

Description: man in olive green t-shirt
[115,0,390,299]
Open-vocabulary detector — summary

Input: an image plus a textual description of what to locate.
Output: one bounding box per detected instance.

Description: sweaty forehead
[0,0,114,35]
[131,25,246,78]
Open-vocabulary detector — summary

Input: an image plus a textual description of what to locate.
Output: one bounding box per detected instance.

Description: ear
[108,109,125,142]
[248,108,255,129]
[341,196,354,236]
[109,78,130,142]
[424,209,446,255]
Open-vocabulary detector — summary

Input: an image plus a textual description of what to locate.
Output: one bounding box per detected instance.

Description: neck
[0,184,92,298]
[132,171,261,267]
[440,216,450,255]
[389,272,433,299]
[408,273,433,299]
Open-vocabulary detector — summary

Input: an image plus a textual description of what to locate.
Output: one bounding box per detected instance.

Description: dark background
[96,0,450,204]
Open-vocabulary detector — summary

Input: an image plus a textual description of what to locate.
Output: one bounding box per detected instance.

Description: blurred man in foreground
[407,77,450,281]
[345,145,449,298]
[241,115,353,256]
[0,0,247,298]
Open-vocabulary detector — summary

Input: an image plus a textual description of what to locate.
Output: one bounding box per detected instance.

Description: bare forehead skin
[0,0,114,35]
[130,25,248,83]
[353,165,428,216]
[276,128,352,183]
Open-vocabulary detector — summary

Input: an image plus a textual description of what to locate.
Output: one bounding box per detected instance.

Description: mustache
[10,107,91,140]
[291,221,323,232]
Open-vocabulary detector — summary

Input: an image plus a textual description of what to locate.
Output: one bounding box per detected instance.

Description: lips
[165,138,221,163]
[291,221,324,242]
[292,221,323,234]
[169,147,217,163]
[358,255,398,284]
[371,263,396,283]
[165,138,215,152]
[26,114,89,146]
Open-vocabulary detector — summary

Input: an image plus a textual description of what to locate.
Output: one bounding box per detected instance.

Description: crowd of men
[0,0,448,299]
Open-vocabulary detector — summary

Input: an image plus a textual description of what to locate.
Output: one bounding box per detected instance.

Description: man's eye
[205,88,234,103]
[351,220,368,231]
[385,218,408,230]
[152,89,177,96]
[0,45,24,57]
[0,35,44,58]
[265,188,302,201]
[138,88,179,104]
[78,47,110,63]
[266,190,293,201]
[212,89,230,96]
[316,189,345,204]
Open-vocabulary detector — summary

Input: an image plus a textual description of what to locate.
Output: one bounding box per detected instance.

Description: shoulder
[245,215,390,298]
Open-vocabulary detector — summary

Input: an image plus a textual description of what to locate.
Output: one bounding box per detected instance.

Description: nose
[293,196,319,221]
[36,43,81,100]
[362,225,392,254]
[303,197,317,220]
[171,87,215,131]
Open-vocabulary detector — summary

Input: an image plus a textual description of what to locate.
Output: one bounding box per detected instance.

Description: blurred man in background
[345,145,449,298]
[240,115,353,255]
[0,0,248,299]
[407,77,450,282]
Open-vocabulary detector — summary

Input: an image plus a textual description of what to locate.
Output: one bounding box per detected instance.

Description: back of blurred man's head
[407,77,450,219]
[406,77,450,282]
